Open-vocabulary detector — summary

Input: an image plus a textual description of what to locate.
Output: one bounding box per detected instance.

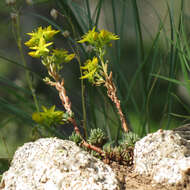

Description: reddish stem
[82,141,105,155]
[46,66,105,156]
[105,72,129,133]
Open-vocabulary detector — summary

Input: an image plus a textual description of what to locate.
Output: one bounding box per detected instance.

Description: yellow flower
[52,49,75,64]
[80,57,99,83]
[32,105,66,126]
[64,53,75,62]
[81,57,98,71]
[28,38,53,57]
[25,26,44,47]
[98,29,119,47]
[42,25,59,40]
[78,27,98,46]
[25,26,59,57]
[78,27,119,48]
[32,112,43,123]
[80,69,97,80]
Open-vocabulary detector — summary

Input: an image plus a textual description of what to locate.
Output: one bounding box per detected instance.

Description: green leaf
[151,74,187,86]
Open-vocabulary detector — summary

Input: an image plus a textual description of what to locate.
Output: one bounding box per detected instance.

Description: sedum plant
[119,132,140,148]
[103,144,134,165]
[25,26,77,131]
[69,132,83,146]
[78,27,129,133]
[25,25,104,155]
[88,128,107,147]
[25,25,135,162]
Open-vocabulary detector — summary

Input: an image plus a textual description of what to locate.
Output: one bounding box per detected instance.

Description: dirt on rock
[109,161,190,190]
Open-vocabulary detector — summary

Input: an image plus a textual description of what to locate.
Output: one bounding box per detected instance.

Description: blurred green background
[1,0,190,174]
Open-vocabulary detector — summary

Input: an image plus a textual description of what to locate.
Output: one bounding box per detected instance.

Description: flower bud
[62,30,70,38]
[6,0,16,6]
[10,12,17,23]
[26,0,33,5]
[50,9,58,20]
[86,45,94,52]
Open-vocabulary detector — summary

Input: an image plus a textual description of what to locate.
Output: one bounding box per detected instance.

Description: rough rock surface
[134,129,190,186]
[0,138,120,190]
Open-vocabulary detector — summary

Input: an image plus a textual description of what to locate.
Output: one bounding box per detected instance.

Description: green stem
[98,49,108,79]
[77,55,88,139]
[14,11,39,112]
[66,17,88,139]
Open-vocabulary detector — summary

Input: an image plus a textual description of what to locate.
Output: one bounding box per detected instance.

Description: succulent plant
[69,132,82,145]
[119,131,140,147]
[88,128,107,147]
[103,144,133,165]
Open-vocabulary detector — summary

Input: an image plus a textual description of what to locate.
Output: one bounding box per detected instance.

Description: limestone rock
[174,123,190,140]
[0,138,120,190]
[134,129,190,186]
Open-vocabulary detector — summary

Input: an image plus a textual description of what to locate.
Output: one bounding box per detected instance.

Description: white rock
[0,138,120,190]
[134,129,190,185]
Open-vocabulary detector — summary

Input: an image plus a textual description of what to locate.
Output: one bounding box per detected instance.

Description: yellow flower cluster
[25,26,75,65]
[52,49,75,64]
[78,27,119,83]
[80,57,104,85]
[25,26,59,57]
[78,27,119,48]
[32,105,66,126]
[25,25,119,85]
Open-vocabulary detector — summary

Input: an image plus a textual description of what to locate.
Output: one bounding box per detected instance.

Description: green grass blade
[0,53,30,71]
[94,0,104,27]
[55,0,87,34]
[85,0,93,28]
[165,2,176,129]
[0,117,15,130]
[111,0,119,62]
[151,74,187,86]
[0,97,34,125]
[131,0,144,59]
[126,25,163,102]
[171,93,190,114]
[169,113,190,120]
[27,12,63,31]
[0,76,32,96]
